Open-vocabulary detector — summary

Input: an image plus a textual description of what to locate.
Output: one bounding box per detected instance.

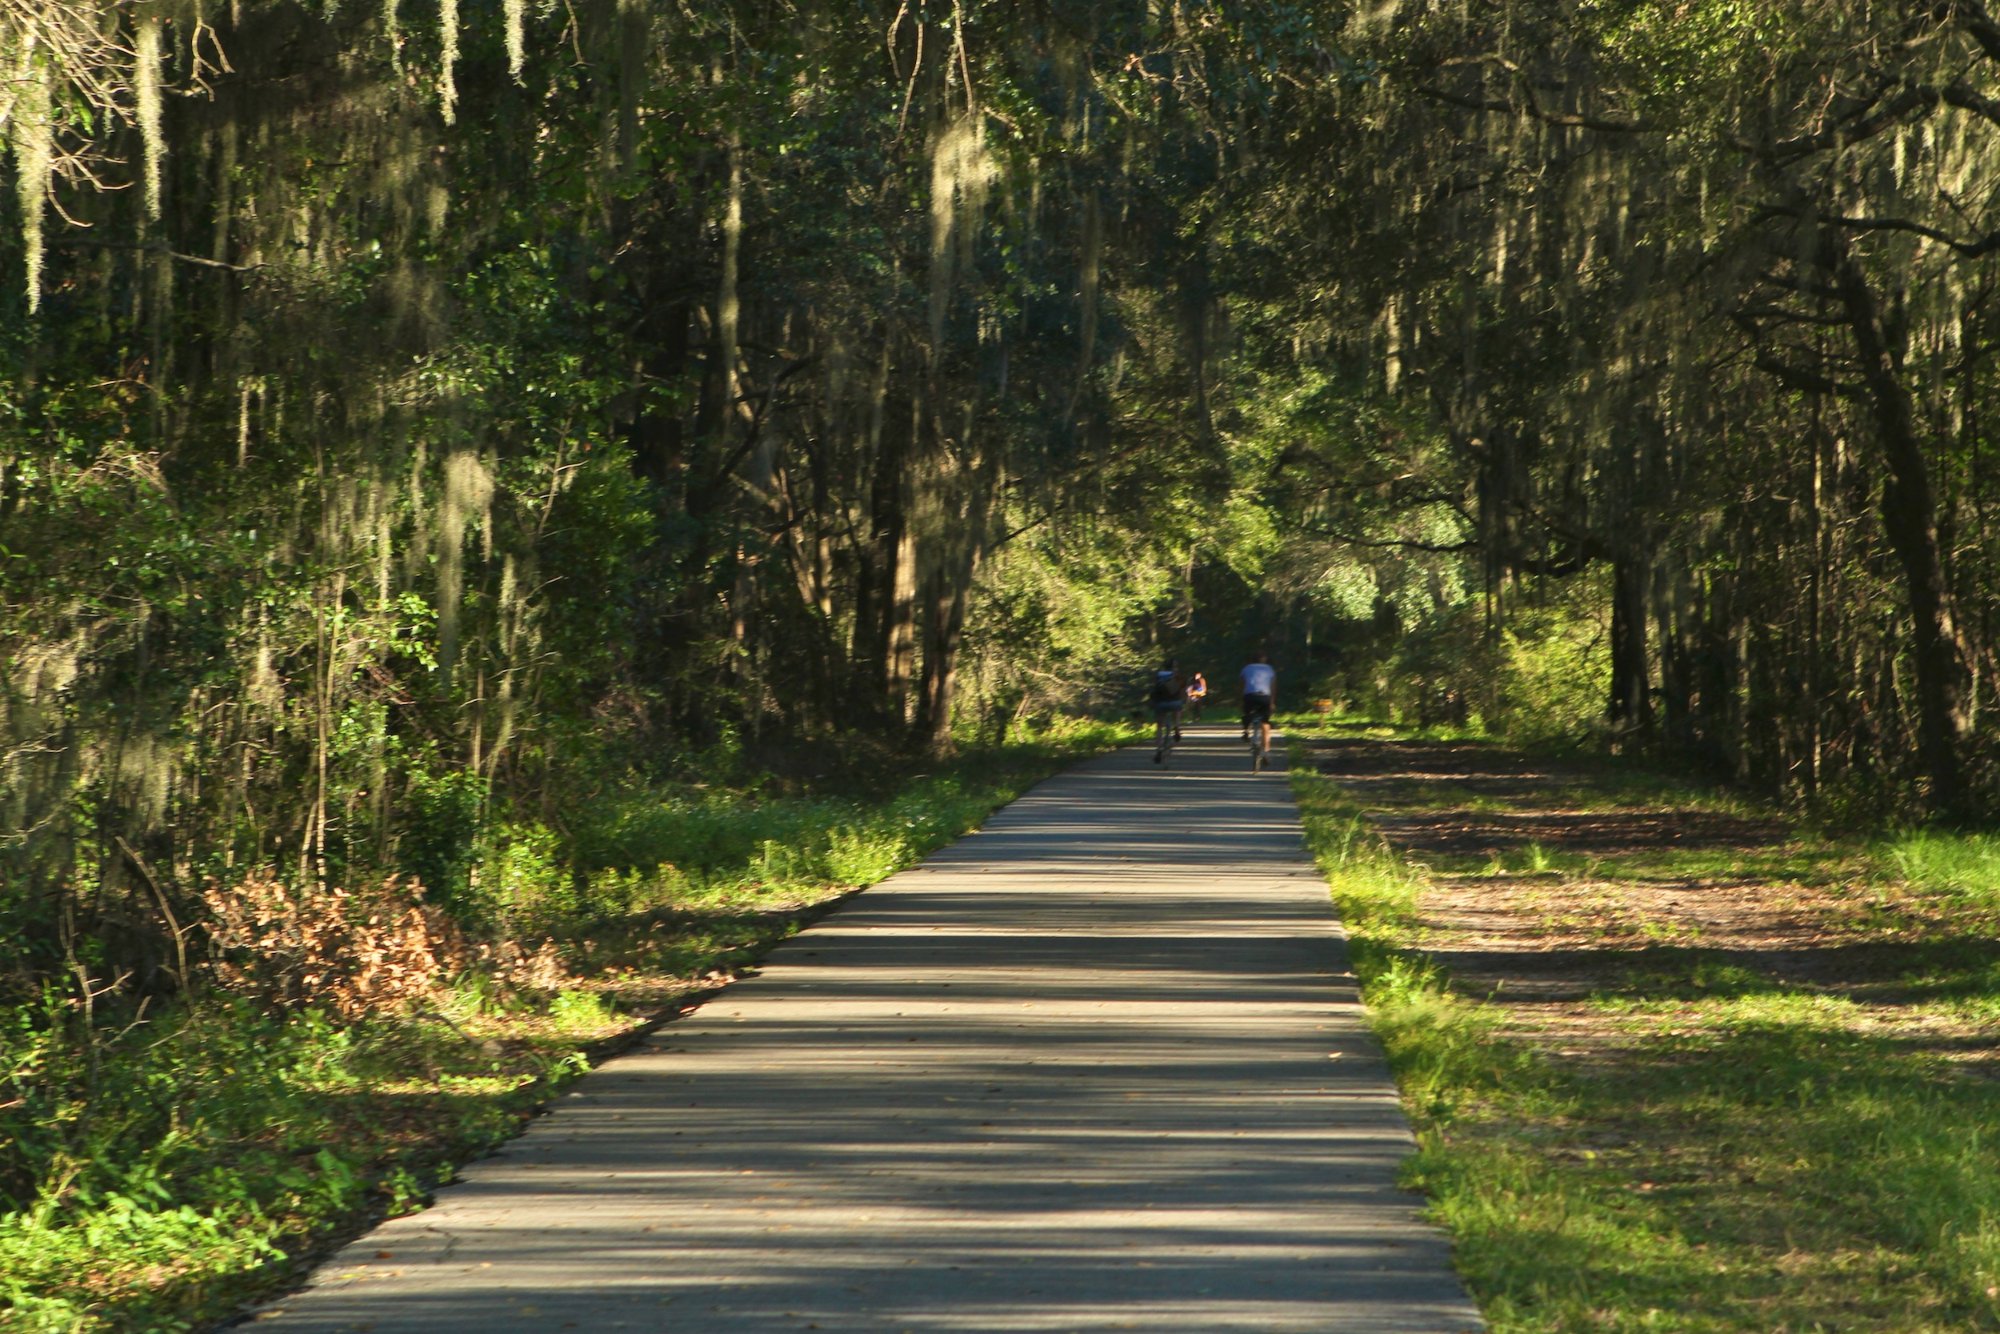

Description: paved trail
[246,727,1483,1332]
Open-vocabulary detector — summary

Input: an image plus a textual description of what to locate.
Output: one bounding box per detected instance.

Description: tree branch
[1751,83,1936,163]
[1415,82,1652,133]
[1301,526,1477,555]
[1820,210,2000,258]
[48,237,265,272]
[1752,354,1864,400]
[1934,0,2000,63]
[1943,78,2000,126]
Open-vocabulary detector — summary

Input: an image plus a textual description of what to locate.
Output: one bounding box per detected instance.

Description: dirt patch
[1419,871,1845,957]
[1372,809,1787,858]
[1310,736,2000,1069]
[1314,738,1548,780]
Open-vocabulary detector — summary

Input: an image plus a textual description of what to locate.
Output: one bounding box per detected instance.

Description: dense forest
[5,1,1262,944]
[6,0,2000,1321]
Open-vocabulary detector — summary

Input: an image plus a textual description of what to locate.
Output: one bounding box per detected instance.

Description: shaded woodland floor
[1297,725,2000,1331]
[1315,734,2000,1078]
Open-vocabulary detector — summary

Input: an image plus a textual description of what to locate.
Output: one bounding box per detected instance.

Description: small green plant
[483,821,575,932]
[379,1165,430,1216]
[824,825,910,885]
[546,989,613,1031]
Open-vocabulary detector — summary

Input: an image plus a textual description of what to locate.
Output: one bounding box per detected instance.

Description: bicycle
[1243,695,1273,772]
[1152,706,1181,765]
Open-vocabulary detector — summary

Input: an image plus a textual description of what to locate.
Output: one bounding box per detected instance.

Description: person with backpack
[1148,659,1186,764]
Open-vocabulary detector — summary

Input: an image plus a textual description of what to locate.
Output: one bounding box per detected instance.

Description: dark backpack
[1150,670,1180,703]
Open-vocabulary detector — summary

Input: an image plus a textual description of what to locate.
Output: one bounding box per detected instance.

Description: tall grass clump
[1879,830,2000,909]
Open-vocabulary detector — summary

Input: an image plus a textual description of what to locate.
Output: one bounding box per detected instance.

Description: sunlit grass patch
[1558,1005,2000,1328]
[1485,842,1584,876]
[1350,779,1515,813]
[1585,957,1775,1004]
[1294,711,1408,740]
[1588,842,1864,886]
[1878,830,2000,910]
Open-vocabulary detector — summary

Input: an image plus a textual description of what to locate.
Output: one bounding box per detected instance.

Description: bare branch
[1817,211,2000,259]
[47,237,265,272]
[1942,78,2000,126]
[1301,526,1477,555]
[1747,82,1937,163]
[1753,355,1864,399]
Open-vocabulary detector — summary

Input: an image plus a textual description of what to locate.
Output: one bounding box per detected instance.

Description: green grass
[1878,831,2000,910]
[0,720,1129,1332]
[1290,720,2000,1333]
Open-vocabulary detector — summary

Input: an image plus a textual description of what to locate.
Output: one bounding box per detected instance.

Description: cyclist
[1149,659,1186,764]
[1240,651,1275,761]
[1185,670,1209,721]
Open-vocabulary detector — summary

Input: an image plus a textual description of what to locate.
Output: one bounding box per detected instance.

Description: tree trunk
[861,389,920,729]
[1608,552,1652,730]
[919,510,985,756]
[1827,234,1970,816]
[885,517,919,726]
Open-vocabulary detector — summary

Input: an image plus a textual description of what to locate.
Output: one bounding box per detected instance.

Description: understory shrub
[202,872,471,1021]
[1494,610,1608,746]
[202,871,571,1020]
[480,821,575,932]
[398,769,490,924]
[1320,588,1608,745]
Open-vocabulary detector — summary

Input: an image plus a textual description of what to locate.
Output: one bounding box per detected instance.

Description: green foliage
[821,825,911,887]
[400,770,490,924]
[0,998,487,1332]
[1495,609,1612,747]
[545,990,615,1031]
[578,720,1127,908]
[1313,585,1607,745]
[479,821,574,933]
[964,526,1186,722]
[1213,0,2000,817]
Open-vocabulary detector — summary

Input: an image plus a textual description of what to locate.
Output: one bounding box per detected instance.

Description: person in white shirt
[1239,652,1276,758]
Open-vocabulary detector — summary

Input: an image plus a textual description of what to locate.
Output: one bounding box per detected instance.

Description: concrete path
[244,727,1484,1332]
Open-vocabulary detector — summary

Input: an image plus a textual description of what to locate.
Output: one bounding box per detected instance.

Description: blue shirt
[1240,663,1275,696]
